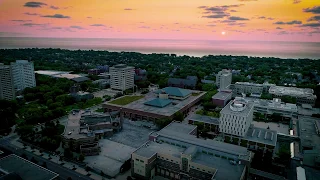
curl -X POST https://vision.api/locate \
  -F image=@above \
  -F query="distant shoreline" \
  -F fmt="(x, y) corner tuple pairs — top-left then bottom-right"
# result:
(0, 37), (319, 60)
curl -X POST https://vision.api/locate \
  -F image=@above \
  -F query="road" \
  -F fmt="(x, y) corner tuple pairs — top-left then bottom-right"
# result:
(0, 136), (92, 180)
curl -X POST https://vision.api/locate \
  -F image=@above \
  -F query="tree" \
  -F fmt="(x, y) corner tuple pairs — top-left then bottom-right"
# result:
(155, 118), (172, 129)
(174, 112), (184, 122)
(79, 154), (85, 162)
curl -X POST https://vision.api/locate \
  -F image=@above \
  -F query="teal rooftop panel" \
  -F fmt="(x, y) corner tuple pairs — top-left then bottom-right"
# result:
(155, 87), (192, 97)
(144, 98), (172, 108)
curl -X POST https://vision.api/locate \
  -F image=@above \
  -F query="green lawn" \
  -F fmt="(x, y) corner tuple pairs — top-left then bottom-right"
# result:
(109, 96), (144, 105)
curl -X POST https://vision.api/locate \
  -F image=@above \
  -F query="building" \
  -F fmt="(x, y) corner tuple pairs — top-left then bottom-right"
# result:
(10, 60), (36, 91)
(35, 70), (89, 82)
(219, 97), (254, 137)
(298, 117), (320, 168)
(62, 110), (122, 156)
(269, 86), (317, 106)
(0, 64), (15, 100)
(212, 90), (232, 107)
(103, 87), (205, 122)
(131, 122), (252, 180)
(245, 97), (298, 119)
(219, 98), (277, 153)
(109, 64), (135, 91)
(88, 65), (109, 75)
(168, 76), (198, 89)
(228, 82), (275, 97)
(216, 69), (232, 90)
(135, 69), (147, 81)
(0, 154), (59, 180)
(188, 114), (220, 134)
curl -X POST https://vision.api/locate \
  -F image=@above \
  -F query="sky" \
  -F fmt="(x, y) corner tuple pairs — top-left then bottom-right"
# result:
(0, 0), (320, 42)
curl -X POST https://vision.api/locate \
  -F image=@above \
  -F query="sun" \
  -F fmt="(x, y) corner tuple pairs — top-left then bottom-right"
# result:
(221, 31), (226, 35)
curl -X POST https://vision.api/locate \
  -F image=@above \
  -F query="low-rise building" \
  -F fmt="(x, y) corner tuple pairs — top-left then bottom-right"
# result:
(131, 122), (252, 180)
(135, 69), (147, 81)
(299, 116), (320, 168)
(269, 86), (317, 106)
(0, 154), (59, 180)
(212, 90), (232, 107)
(188, 114), (219, 134)
(228, 82), (275, 97)
(246, 98), (298, 119)
(168, 76), (198, 89)
(62, 110), (122, 156)
(103, 87), (205, 121)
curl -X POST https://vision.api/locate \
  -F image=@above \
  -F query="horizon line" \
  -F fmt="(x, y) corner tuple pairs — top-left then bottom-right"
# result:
(1, 36), (320, 43)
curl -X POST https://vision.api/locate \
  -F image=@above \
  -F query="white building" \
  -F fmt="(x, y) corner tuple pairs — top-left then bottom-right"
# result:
(109, 64), (134, 91)
(0, 63), (15, 100)
(228, 82), (275, 97)
(216, 69), (232, 90)
(10, 60), (36, 91)
(269, 86), (317, 106)
(219, 97), (254, 137)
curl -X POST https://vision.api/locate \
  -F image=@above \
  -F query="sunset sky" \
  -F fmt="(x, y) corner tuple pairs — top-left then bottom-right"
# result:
(0, 0), (320, 42)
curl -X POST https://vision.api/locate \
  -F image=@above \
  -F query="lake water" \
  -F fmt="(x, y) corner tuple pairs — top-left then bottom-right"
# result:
(0, 37), (319, 59)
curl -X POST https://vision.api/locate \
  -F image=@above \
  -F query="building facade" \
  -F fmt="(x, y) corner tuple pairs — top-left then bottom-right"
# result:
(0, 64), (15, 100)
(131, 122), (251, 180)
(216, 69), (232, 90)
(228, 82), (275, 97)
(219, 97), (254, 137)
(10, 60), (36, 92)
(219, 98), (277, 154)
(212, 90), (232, 107)
(269, 86), (317, 106)
(110, 64), (135, 91)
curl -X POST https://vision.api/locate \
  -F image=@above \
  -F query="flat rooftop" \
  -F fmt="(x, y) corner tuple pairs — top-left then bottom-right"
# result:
(192, 153), (245, 180)
(35, 70), (70, 76)
(269, 86), (316, 98)
(188, 114), (219, 125)
(252, 121), (289, 135)
(299, 117), (320, 150)
(35, 70), (86, 80)
(245, 125), (277, 146)
(220, 98), (254, 117)
(212, 91), (232, 100)
(85, 139), (136, 177)
(103, 91), (205, 117)
(244, 97), (298, 112)
(235, 82), (264, 87)
(135, 141), (245, 180)
(0, 154), (58, 180)
(155, 123), (251, 160)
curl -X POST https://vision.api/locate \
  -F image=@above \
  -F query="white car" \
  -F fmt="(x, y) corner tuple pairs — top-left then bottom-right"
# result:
(68, 132), (72, 135)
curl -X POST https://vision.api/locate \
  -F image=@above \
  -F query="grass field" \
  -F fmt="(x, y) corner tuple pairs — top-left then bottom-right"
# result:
(109, 96), (144, 105)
